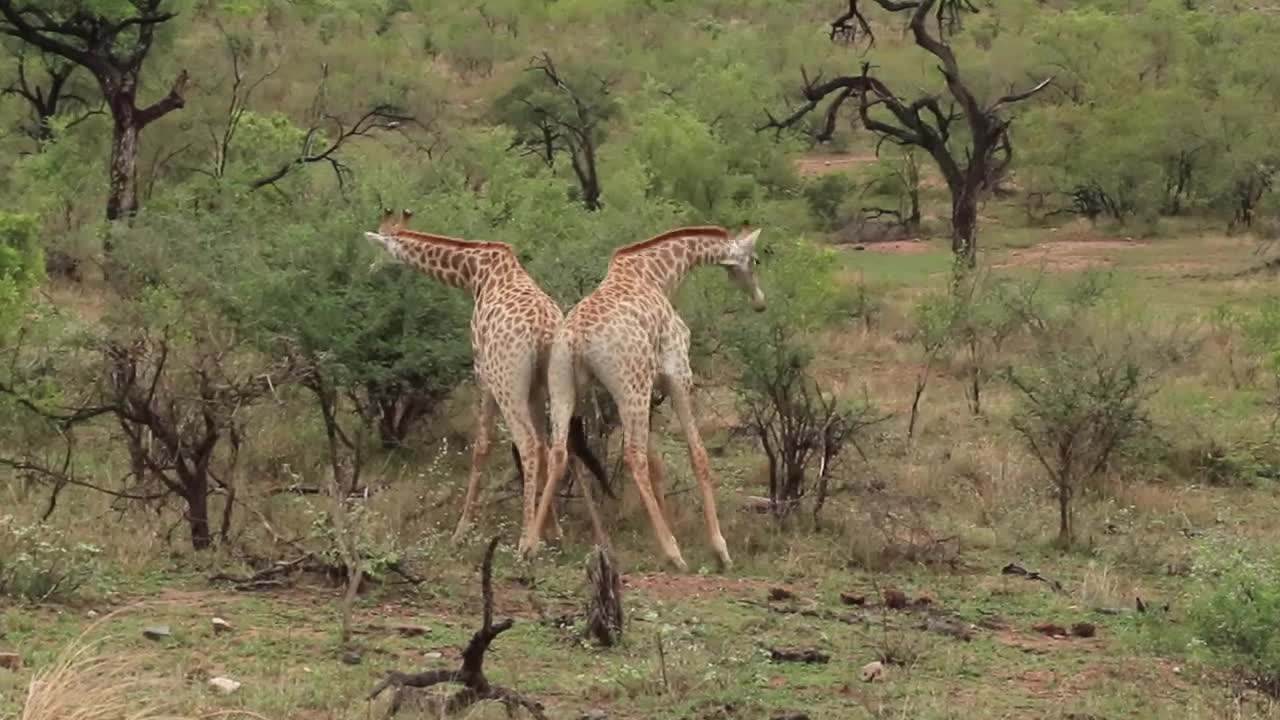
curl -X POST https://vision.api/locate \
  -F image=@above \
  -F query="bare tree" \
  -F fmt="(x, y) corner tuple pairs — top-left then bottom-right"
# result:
(1, 45), (100, 142)
(97, 332), (297, 550)
(1, 326), (295, 550)
(303, 363), (365, 646)
(205, 20), (279, 181)
(0, 1), (188, 237)
(496, 53), (616, 211)
(738, 325), (890, 522)
(761, 0), (1051, 267)
(247, 64), (412, 193)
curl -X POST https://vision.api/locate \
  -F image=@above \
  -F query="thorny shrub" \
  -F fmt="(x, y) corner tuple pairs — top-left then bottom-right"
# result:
(1182, 536), (1280, 695)
(0, 515), (101, 602)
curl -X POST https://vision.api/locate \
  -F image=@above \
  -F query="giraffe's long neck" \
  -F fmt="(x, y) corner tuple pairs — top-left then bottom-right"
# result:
(610, 229), (734, 296)
(379, 230), (509, 296)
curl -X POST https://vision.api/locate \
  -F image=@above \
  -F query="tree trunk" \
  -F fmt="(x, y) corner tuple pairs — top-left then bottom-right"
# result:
(106, 115), (140, 222)
(584, 545), (623, 647)
(951, 184), (979, 269)
(1056, 483), (1072, 547)
(186, 482), (212, 551)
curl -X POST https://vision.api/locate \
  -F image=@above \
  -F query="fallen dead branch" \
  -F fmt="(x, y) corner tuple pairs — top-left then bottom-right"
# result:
(1001, 562), (1065, 593)
(768, 647), (830, 664)
(367, 537), (548, 719)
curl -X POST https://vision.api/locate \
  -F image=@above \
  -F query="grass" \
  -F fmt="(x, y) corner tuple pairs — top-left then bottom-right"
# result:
(7, 201), (1280, 719)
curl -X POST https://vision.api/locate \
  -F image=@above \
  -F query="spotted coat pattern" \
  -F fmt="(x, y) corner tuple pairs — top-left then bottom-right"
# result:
(520, 225), (765, 572)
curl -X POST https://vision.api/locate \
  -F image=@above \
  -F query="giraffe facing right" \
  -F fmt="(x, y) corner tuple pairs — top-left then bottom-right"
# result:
(520, 225), (765, 572)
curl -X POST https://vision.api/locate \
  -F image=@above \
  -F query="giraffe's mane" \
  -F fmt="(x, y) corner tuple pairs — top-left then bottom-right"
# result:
(388, 228), (514, 253)
(610, 226), (729, 258)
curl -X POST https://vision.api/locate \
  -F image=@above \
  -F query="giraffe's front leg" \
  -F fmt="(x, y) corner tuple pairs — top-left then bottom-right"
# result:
(664, 369), (732, 571)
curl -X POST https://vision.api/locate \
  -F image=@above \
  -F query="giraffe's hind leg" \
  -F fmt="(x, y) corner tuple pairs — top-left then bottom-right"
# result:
(528, 381), (564, 542)
(453, 390), (499, 543)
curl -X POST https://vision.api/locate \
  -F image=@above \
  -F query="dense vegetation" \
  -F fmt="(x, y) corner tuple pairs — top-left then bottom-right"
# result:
(5, 1), (1280, 718)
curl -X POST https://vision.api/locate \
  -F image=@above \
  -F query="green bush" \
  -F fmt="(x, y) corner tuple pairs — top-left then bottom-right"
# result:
(1006, 334), (1154, 547)
(0, 515), (101, 602)
(801, 174), (855, 231)
(1185, 539), (1280, 691)
(0, 212), (44, 338)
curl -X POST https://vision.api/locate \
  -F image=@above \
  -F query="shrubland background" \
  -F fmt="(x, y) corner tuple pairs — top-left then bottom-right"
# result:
(5, 1), (1280, 718)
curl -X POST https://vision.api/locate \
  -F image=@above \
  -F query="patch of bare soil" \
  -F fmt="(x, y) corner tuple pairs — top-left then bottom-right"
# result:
(623, 573), (800, 601)
(996, 232), (1147, 272)
(993, 628), (1102, 655)
(793, 153), (879, 176)
(1005, 655), (1189, 703)
(851, 240), (932, 255)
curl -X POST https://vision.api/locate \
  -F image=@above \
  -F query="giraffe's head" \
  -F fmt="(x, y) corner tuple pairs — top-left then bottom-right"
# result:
(365, 208), (414, 270)
(719, 226), (765, 312)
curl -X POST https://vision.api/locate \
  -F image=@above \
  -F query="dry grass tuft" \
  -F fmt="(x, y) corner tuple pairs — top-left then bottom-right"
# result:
(21, 638), (181, 720)
(19, 607), (270, 720)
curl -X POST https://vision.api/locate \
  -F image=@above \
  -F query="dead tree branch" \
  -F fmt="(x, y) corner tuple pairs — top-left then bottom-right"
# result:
(248, 64), (413, 192)
(368, 537), (548, 719)
(762, 0), (1051, 267)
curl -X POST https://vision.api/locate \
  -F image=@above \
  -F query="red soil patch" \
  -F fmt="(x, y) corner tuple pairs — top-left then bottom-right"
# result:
(794, 153), (879, 176)
(993, 628), (1103, 654)
(995, 235), (1147, 272)
(623, 572), (798, 601)
(847, 240), (933, 255)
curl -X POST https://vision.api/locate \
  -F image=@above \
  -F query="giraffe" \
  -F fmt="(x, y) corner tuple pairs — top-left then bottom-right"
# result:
(519, 225), (765, 572)
(363, 209), (608, 544)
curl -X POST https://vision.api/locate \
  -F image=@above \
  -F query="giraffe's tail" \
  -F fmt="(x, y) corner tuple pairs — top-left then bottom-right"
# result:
(568, 415), (615, 499)
(510, 417), (614, 499)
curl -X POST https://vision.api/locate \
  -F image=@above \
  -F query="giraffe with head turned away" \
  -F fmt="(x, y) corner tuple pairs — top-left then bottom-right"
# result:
(363, 209), (610, 545)
(519, 224), (765, 572)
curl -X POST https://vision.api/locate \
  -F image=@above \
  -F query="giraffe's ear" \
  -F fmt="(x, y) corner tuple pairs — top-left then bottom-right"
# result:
(400, 209), (414, 226)
(378, 208), (398, 234)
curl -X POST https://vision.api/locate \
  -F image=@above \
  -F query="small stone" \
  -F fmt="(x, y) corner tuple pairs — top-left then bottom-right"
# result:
(839, 592), (866, 606)
(0, 652), (22, 671)
(1032, 622), (1068, 638)
(207, 676), (241, 694)
(578, 710), (609, 720)
(142, 625), (171, 640)
(423, 651), (443, 660)
(393, 624), (431, 638)
(860, 660), (884, 683)
(85, 610), (99, 619)
(882, 589), (908, 610)
(340, 649), (362, 665)
(1173, 666), (1182, 674)
(1070, 622), (1097, 638)
(768, 587), (796, 602)
(211, 617), (233, 634)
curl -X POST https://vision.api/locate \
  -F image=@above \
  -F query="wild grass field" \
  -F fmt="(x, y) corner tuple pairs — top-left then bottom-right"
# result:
(6, 194), (1280, 719)
(6, 2), (1280, 719)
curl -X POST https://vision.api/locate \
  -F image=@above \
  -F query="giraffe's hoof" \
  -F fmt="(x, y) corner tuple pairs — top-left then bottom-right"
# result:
(667, 553), (690, 574)
(450, 522), (472, 545)
(517, 536), (541, 561)
(712, 538), (732, 572)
